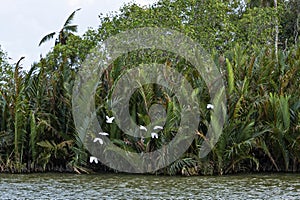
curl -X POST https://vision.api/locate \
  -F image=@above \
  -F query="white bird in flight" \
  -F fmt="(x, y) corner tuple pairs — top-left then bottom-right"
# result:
(98, 132), (109, 136)
(93, 138), (104, 145)
(89, 156), (98, 164)
(106, 116), (115, 123)
(151, 132), (159, 139)
(140, 125), (147, 131)
(206, 104), (214, 110)
(153, 125), (163, 130)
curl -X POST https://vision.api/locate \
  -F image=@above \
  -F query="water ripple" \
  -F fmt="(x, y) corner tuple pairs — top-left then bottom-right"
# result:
(0, 173), (299, 199)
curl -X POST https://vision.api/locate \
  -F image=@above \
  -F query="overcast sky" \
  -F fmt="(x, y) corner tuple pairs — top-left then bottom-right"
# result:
(0, 0), (158, 70)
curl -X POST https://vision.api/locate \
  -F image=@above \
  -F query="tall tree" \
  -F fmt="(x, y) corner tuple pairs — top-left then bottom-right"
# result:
(39, 8), (81, 46)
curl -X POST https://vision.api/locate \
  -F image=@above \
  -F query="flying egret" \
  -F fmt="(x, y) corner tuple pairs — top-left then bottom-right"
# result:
(139, 125), (147, 131)
(206, 104), (214, 110)
(89, 156), (98, 164)
(151, 132), (159, 139)
(98, 132), (109, 136)
(93, 138), (104, 145)
(153, 125), (163, 130)
(106, 116), (115, 123)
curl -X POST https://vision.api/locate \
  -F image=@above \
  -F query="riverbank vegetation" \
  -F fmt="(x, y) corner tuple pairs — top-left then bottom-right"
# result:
(0, 0), (300, 175)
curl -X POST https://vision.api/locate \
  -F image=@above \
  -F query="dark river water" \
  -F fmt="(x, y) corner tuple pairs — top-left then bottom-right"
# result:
(0, 173), (299, 199)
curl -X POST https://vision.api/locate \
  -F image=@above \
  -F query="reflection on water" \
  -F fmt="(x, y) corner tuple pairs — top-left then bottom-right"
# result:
(1, 173), (300, 199)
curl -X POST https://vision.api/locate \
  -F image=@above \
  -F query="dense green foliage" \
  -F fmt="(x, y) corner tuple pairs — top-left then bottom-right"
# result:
(0, 0), (299, 175)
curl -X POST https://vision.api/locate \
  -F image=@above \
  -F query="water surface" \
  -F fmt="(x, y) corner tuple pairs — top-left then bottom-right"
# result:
(1, 173), (299, 199)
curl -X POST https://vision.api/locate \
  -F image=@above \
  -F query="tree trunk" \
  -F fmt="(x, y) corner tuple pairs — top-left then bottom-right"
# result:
(274, 0), (278, 63)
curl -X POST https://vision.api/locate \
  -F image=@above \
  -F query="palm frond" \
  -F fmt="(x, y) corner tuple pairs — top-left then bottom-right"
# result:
(168, 157), (197, 175)
(63, 8), (81, 28)
(38, 32), (56, 46)
(279, 95), (290, 130)
(226, 58), (235, 94)
(29, 111), (37, 161)
(63, 25), (78, 33)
